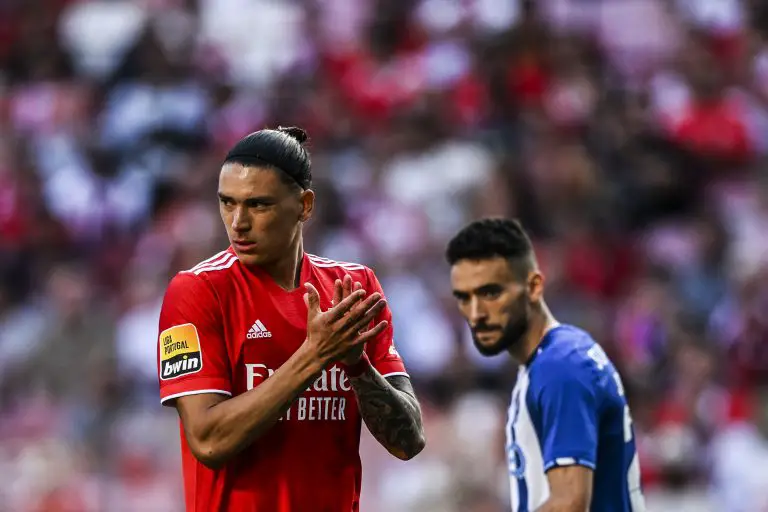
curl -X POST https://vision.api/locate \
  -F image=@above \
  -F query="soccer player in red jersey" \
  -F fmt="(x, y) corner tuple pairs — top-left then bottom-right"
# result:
(157, 127), (426, 512)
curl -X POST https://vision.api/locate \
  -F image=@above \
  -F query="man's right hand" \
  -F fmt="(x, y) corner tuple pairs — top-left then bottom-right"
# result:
(303, 282), (387, 365)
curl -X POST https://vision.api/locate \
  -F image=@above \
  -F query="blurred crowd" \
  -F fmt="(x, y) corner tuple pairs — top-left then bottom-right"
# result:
(1, 0), (768, 510)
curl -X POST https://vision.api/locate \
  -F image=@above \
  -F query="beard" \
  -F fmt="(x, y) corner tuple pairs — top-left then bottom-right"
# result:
(471, 294), (530, 357)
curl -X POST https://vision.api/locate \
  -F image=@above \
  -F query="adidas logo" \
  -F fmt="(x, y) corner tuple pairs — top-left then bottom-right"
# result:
(247, 320), (272, 339)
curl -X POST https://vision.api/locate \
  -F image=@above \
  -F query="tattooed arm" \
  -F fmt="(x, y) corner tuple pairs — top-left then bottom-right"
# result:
(332, 273), (425, 460)
(348, 368), (426, 460)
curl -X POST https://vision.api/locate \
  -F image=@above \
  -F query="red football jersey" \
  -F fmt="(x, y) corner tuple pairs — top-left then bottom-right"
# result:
(157, 248), (407, 512)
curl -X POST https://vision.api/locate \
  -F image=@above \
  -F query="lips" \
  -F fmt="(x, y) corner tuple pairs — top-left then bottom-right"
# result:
(473, 329), (501, 340)
(473, 326), (501, 334)
(232, 240), (257, 252)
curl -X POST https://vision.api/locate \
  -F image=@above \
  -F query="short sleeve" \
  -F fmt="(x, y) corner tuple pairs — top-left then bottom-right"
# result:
(363, 268), (408, 378)
(157, 272), (232, 406)
(528, 363), (599, 472)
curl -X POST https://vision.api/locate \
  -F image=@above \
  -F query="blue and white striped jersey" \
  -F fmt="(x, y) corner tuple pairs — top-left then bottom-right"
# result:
(506, 325), (646, 511)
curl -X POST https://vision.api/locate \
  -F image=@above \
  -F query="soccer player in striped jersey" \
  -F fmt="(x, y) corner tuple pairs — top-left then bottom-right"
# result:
(446, 218), (646, 512)
(157, 127), (425, 512)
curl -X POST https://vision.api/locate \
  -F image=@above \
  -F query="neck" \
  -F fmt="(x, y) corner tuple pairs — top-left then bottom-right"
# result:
(262, 236), (304, 291)
(508, 302), (559, 365)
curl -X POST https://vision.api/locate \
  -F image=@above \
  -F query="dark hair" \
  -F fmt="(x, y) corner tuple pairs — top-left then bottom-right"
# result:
(445, 218), (534, 268)
(223, 126), (311, 189)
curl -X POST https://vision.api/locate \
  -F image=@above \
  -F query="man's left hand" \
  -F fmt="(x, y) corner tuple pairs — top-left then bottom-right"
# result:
(332, 274), (367, 365)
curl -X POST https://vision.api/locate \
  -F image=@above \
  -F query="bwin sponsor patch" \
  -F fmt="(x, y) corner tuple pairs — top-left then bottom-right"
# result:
(160, 323), (203, 380)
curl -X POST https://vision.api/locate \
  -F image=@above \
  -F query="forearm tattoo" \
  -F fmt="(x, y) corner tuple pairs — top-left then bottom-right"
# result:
(349, 371), (425, 460)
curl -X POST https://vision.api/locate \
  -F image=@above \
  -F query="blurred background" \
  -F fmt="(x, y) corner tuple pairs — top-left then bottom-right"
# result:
(1, 0), (768, 510)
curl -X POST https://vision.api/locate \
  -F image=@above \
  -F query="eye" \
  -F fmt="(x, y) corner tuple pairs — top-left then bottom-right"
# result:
(453, 294), (469, 304)
(245, 200), (273, 209)
(479, 288), (502, 300)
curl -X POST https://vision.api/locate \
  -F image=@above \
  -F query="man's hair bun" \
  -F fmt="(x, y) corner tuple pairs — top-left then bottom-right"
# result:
(277, 126), (308, 144)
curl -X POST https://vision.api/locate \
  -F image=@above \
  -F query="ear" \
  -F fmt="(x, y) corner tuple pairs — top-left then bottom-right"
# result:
(299, 189), (315, 222)
(528, 270), (544, 303)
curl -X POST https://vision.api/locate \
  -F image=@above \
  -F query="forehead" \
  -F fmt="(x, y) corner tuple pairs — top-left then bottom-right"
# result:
(219, 163), (288, 198)
(450, 257), (518, 291)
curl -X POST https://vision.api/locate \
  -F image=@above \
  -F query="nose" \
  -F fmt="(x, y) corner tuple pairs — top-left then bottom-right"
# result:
(468, 297), (487, 325)
(231, 206), (250, 233)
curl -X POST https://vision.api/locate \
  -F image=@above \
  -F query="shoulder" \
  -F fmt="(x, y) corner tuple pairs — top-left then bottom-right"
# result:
(306, 253), (373, 282)
(528, 326), (605, 396)
(165, 250), (239, 298)
(179, 249), (240, 278)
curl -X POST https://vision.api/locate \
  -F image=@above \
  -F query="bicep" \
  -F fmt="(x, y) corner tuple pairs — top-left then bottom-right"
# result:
(385, 375), (416, 399)
(532, 367), (599, 471)
(175, 392), (228, 424)
(544, 465), (593, 511)
(174, 393), (229, 447)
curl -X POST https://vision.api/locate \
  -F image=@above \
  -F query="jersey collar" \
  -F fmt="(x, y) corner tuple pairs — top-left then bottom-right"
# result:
(524, 324), (563, 367)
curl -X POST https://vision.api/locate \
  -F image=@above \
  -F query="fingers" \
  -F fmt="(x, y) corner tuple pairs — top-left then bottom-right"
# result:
(332, 279), (343, 306)
(339, 293), (387, 333)
(350, 300), (387, 333)
(326, 287), (367, 321)
(332, 275), (357, 306)
(304, 282), (322, 316)
(353, 321), (389, 345)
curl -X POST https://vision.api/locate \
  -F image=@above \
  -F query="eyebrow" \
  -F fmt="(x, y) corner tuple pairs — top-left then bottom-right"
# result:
(452, 283), (503, 298)
(475, 283), (503, 293)
(217, 192), (276, 204)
